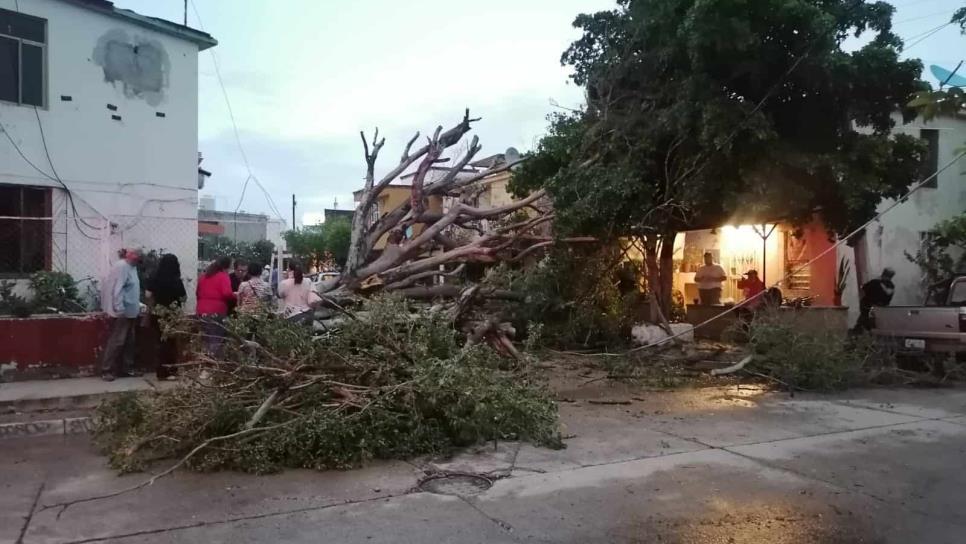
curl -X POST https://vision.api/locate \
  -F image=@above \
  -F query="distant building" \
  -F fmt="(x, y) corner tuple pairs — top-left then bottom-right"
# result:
(324, 209), (354, 223)
(197, 208), (286, 255)
(350, 148), (526, 251)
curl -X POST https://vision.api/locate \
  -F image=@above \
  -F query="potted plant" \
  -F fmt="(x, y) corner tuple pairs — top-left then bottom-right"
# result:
(833, 256), (851, 306)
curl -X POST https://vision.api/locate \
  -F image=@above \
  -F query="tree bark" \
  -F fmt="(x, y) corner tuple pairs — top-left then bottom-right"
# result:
(657, 230), (677, 319)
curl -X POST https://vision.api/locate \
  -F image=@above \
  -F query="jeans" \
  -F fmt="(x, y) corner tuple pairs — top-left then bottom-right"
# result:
(199, 314), (227, 358)
(101, 317), (137, 374)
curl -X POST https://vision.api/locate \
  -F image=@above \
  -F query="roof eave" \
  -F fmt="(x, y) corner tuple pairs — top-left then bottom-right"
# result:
(61, 0), (218, 50)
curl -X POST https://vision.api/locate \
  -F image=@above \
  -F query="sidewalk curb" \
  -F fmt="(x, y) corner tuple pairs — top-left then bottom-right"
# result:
(0, 416), (92, 440)
(0, 392), (120, 413)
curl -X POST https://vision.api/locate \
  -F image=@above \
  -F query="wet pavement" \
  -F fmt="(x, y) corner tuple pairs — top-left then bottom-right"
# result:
(3, 386), (966, 543)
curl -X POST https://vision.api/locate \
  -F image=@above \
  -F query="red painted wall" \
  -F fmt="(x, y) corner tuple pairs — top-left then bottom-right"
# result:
(801, 219), (838, 306)
(0, 314), (109, 378)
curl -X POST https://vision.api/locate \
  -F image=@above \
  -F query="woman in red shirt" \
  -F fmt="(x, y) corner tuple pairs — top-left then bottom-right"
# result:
(196, 256), (235, 356)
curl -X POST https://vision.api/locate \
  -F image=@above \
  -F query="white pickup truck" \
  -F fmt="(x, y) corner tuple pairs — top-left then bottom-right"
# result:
(871, 276), (966, 354)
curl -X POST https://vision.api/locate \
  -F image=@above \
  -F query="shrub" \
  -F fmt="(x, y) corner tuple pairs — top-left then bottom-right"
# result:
(737, 309), (896, 391)
(0, 280), (32, 317)
(493, 246), (646, 349)
(29, 271), (83, 313)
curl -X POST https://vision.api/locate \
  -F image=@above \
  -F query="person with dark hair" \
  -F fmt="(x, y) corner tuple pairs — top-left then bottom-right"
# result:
(144, 254), (187, 380)
(229, 258), (248, 292)
(695, 252), (727, 305)
(196, 256), (235, 356)
(227, 259), (247, 315)
(278, 260), (319, 322)
(237, 261), (272, 313)
(854, 268), (896, 331)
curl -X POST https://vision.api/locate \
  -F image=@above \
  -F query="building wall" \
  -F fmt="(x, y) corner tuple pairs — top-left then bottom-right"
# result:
(267, 219), (286, 251)
(198, 211), (269, 244)
(0, 0), (203, 306)
(479, 171), (514, 208)
(369, 186), (443, 250)
(838, 115), (966, 323)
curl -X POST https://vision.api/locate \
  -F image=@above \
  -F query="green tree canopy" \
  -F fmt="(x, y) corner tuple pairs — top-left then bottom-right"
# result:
(284, 218), (352, 271)
(512, 0), (930, 312)
(200, 237), (275, 266)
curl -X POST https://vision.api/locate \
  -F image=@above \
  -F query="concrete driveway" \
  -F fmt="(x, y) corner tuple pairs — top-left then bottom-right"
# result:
(4, 385), (966, 543)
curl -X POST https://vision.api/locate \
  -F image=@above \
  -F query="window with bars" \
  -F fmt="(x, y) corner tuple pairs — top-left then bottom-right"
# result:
(0, 185), (52, 276)
(0, 7), (46, 107)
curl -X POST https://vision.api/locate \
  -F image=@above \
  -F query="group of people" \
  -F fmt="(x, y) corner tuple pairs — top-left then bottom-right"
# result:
(694, 251), (768, 309)
(693, 250), (898, 329)
(99, 249), (321, 382)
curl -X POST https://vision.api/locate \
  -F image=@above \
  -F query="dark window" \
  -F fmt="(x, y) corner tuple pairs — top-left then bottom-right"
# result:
(0, 8), (46, 42)
(0, 7), (46, 107)
(0, 185), (51, 276)
(920, 129), (939, 188)
(0, 36), (17, 102)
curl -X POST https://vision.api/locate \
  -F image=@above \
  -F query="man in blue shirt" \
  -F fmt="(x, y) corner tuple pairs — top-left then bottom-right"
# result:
(100, 248), (142, 381)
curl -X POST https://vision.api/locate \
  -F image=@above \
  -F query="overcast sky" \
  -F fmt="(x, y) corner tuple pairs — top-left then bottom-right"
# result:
(112, 0), (966, 227)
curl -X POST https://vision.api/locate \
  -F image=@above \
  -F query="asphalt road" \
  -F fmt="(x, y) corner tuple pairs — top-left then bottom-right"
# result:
(4, 385), (966, 543)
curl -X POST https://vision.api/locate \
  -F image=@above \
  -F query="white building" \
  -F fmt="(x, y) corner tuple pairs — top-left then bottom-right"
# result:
(839, 114), (966, 321)
(0, 0), (216, 306)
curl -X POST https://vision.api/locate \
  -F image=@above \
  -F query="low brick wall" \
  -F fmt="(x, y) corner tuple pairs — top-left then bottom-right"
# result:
(0, 313), (177, 381)
(685, 305), (849, 341)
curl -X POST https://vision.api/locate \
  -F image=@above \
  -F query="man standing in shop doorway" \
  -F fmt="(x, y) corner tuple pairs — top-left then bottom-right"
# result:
(100, 248), (142, 381)
(695, 252), (727, 305)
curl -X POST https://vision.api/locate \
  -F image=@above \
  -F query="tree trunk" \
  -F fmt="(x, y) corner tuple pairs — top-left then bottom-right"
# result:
(657, 230), (676, 319)
(643, 235), (660, 323)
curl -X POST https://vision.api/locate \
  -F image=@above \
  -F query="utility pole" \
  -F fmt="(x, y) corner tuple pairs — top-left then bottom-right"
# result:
(183, 0), (188, 25)
(292, 194), (297, 230)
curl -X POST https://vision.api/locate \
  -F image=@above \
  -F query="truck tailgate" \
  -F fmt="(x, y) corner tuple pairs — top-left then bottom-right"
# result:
(872, 306), (966, 351)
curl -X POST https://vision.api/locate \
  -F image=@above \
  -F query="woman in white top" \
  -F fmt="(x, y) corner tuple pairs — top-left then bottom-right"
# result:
(277, 260), (319, 321)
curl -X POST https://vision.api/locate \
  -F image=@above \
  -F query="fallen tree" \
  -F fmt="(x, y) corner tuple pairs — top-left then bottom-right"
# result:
(86, 298), (560, 484)
(313, 110), (594, 353)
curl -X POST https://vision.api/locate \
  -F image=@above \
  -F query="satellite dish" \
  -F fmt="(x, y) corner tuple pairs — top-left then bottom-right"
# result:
(504, 147), (522, 169)
(930, 64), (966, 88)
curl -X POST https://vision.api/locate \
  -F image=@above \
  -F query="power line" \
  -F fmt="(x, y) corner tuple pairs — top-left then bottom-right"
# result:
(666, 8), (957, 207)
(894, 9), (959, 25)
(31, 107), (106, 238)
(188, 0), (286, 224)
(0, 115), (104, 240)
(904, 22), (953, 50)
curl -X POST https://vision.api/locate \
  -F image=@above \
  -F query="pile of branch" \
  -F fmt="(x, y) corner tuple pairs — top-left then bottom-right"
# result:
(89, 299), (560, 482)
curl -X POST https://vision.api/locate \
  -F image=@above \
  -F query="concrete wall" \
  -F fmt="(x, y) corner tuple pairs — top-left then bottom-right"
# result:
(479, 171), (514, 208)
(685, 306), (849, 341)
(0, 0), (203, 307)
(838, 115), (966, 324)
